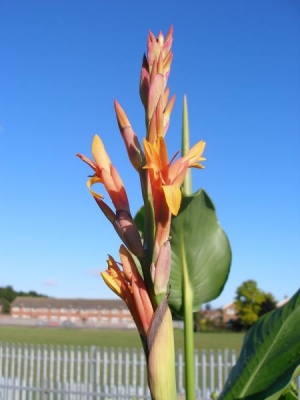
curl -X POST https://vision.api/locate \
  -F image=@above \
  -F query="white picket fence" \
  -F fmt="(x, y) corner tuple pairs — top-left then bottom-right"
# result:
(0, 342), (234, 400)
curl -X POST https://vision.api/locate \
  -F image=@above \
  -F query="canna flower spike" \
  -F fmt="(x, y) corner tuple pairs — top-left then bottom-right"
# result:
(78, 27), (204, 400)
(77, 135), (144, 258)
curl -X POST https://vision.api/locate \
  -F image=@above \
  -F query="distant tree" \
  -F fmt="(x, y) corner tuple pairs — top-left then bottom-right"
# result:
(28, 290), (42, 297)
(0, 298), (11, 314)
(0, 286), (47, 307)
(234, 280), (277, 330)
(258, 292), (277, 317)
(0, 286), (16, 303)
(193, 310), (204, 332)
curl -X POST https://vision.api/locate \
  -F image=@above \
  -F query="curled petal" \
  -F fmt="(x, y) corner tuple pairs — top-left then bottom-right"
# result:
(86, 175), (104, 199)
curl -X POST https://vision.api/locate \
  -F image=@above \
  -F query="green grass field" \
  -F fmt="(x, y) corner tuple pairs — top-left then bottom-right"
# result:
(0, 326), (244, 353)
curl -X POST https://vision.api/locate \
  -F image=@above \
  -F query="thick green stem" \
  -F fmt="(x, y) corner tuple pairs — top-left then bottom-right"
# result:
(181, 95), (196, 400)
(182, 253), (195, 400)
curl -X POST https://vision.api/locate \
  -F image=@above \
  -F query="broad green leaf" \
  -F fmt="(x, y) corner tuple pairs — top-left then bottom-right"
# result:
(218, 290), (300, 400)
(265, 373), (299, 400)
(266, 383), (299, 400)
(168, 189), (231, 316)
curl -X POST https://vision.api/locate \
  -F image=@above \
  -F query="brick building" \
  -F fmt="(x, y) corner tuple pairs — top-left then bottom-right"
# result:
(10, 297), (133, 327)
(221, 302), (238, 326)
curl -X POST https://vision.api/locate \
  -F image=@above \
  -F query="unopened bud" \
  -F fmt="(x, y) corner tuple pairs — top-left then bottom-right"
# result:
(115, 210), (144, 259)
(122, 126), (145, 170)
(114, 100), (145, 171)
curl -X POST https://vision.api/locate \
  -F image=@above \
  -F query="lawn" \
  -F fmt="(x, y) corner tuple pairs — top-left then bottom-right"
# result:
(0, 326), (244, 353)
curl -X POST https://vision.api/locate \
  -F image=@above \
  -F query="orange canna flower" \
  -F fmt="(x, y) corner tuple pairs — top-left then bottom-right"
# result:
(77, 134), (130, 213)
(101, 245), (154, 337)
(77, 135), (144, 258)
(143, 136), (206, 216)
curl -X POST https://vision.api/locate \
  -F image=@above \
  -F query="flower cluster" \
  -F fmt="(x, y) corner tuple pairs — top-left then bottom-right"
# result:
(101, 245), (154, 336)
(77, 26), (205, 336)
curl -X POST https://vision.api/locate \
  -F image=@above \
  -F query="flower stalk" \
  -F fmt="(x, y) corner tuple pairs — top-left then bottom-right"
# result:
(77, 27), (206, 400)
(181, 95), (196, 400)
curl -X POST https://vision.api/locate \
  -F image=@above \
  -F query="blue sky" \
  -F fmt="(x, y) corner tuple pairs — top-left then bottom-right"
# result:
(0, 0), (299, 308)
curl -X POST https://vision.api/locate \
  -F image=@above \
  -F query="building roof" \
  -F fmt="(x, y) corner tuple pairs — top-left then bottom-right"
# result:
(277, 297), (289, 308)
(222, 301), (236, 310)
(11, 297), (127, 310)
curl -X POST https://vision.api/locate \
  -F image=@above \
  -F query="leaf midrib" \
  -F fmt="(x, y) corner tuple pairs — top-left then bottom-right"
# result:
(237, 306), (294, 398)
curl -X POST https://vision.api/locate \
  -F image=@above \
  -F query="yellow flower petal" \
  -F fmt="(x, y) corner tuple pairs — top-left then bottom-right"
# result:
(92, 135), (111, 172)
(155, 136), (168, 169)
(100, 271), (122, 297)
(87, 175), (104, 200)
(162, 185), (182, 216)
(183, 140), (206, 166)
